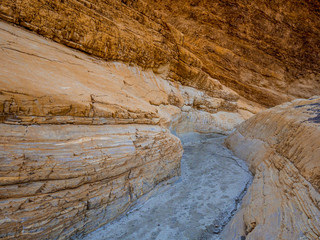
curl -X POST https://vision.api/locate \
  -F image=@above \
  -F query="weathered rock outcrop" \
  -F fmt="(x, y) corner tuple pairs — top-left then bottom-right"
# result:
(0, 20), (256, 132)
(0, 20), (254, 239)
(1, 0), (319, 106)
(223, 97), (320, 239)
(0, 124), (182, 239)
(0, 0), (226, 98)
(146, 0), (320, 107)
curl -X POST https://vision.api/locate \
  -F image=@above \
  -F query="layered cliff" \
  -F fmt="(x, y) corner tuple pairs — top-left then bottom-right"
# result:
(145, 0), (320, 106)
(0, 0), (319, 239)
(223, 97), (320, 239)
(1, 0), (319, 106)
(0, 0), (225, 98)
(0, 20), (252, 239)
(1, 124), (182, 239)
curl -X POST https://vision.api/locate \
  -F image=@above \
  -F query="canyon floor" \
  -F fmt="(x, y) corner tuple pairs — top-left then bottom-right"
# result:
(78, 133), (252, 240)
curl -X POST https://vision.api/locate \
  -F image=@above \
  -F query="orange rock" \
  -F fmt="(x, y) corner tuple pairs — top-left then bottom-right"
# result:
(1, 0), (319, 106)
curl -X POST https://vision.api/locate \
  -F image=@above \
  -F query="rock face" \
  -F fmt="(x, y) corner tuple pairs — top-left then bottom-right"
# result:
(0, 0), (319, 239)
(145, 0), (320, 107)
(0, 20), (255, 132)
(0, 21), (183, 239)
(0, 20), (253, 239)
(0, 0), (225, 98)
(1, 0), (319, 106)
(223, 97), (320, 239)
(0, 124), (182, 239)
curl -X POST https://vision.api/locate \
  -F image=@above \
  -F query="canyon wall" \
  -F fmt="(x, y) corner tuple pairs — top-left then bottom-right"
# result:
(0, 0), (319, 239)
(223, 97), (320, 239)
(1, 0), (319, 106)
(145, 0), (320, 106)
(0, 0), (226, 99)
(0, 20), (251, 239)
(1, 124), (182, 239)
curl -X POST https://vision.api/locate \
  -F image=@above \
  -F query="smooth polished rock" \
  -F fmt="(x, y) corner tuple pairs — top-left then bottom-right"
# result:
(222, 97), (320, 240)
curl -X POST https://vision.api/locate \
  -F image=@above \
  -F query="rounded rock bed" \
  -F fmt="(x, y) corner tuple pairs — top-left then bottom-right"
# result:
(78, 133), (252, 240)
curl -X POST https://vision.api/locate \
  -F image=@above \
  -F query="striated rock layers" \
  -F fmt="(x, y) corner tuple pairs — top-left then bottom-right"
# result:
(0, 19), (255, 239)
(223, 97), (320, 239)
(1, 124), (182, 239)
(144, 0), (320, 107)
(0, 20), (182, 240)
(1, 0), (319, 106)
(1, 0), (319, 238)
(0, 20), (257, 133)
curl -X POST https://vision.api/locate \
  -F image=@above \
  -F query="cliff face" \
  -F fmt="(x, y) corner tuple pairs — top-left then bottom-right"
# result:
(0, 19), (255, 132)
(147, 0), (320, 106)
(0, 0), (225, 98)
(223, 97), (320, 239)
(1, 0), (319, 106)
(1, 124), (182, 239)
(0, 20), (249, 239)
(0, 21), (184, 239)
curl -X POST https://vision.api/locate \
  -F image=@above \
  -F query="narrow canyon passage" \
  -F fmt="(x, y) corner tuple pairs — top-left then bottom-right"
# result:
(0, 1), (319, 239)
(79, 133), (252, 240)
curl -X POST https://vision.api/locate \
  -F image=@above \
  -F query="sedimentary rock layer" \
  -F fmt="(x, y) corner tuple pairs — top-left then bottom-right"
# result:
(0, 0), (223, 96)
(0, 124), (182, 239)
(0, 19), (254, 239)
(146, 0), (320, 106)
(223, 97), (320, 239)
(0, 20), (256, 132)
(1, 0), (319, 106)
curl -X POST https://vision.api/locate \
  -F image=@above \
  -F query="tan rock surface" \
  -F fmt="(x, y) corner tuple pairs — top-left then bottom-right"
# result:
(0, 20), (252, 239)
(0, 0), (226, 98)
(1, 0), (319, 106)
(0, 20), (185, 239)
(0, 20), (253, 130)
(0, 124), (182, 240)
(223, 97), (320, 239)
